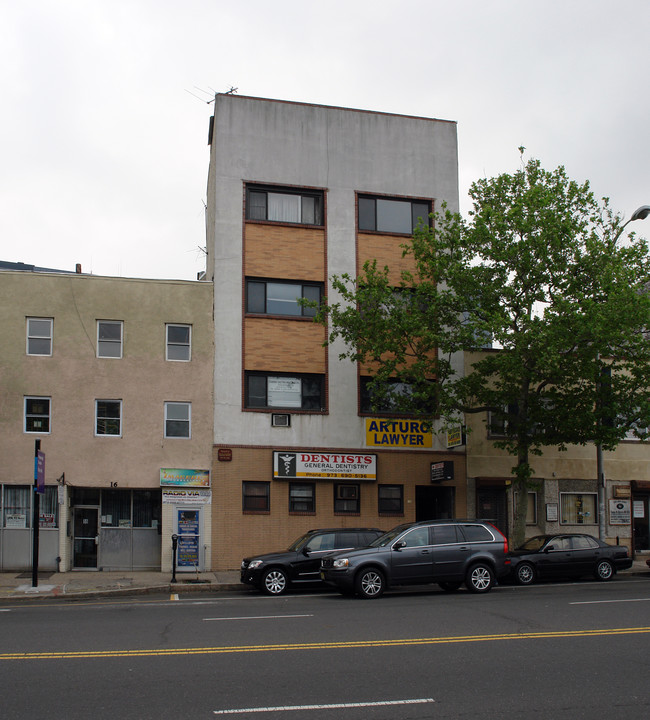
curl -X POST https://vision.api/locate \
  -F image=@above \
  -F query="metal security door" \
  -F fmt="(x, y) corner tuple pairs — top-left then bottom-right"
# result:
(73, 508), (99, 569)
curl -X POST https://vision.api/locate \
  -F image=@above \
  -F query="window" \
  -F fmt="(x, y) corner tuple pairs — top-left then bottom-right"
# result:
(289, 483), (315, 513)
(243, 482), (270, 512)
(488, 404), (518, 437)
(101, 489), (161, 528)
(246, 279), (321, 317)
(560, 493), (597, 525)
(334, 483), (360, 514)
(432, 525), (461, 544)
(526, 492), (537, 524)
(164, 402), (191, 438)
(358, 195), (430, 234)
(360, 376), (429, 415)
(24, 397), (51, 433)
(166, 324), (191, 361)
(572, 534), (599, 549)
(101, 489), (132, 527)
(378, 484), (404, 514)
(401, 526), (430, 547)
(97, 321), (123, 358)
(95, 400), (122, 436)
(26, 318), (52, 356)
(459, 524), (493, 542)
(245, 373), (325, 411)
(246, 185), (323, 226)
(3, 485), (31, 528)
(305, 532), (336, 551)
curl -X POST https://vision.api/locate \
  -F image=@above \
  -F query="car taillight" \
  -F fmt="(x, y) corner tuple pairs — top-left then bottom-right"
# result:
(487, 522), (508, 554)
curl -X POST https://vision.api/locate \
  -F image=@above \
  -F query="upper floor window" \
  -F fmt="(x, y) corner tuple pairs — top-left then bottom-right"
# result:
(246, 279), (321, 317)
(166, 324), (191, 361)
(360, 376), (430, 415)
(97, 321), (123, 358)
(26, 318), (53, 356)
(245, 372), (325, 411)
(358, 195), (430, 234)
(164, 402), (191, 438)
(24, 397), (51, 434)
(246, 185), (323, 226)
(95, 400), (122, 437)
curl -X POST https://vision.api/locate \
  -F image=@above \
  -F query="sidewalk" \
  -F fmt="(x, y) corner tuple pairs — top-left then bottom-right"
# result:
(0, 569), (245, 601)
(1, 561), (647, 602)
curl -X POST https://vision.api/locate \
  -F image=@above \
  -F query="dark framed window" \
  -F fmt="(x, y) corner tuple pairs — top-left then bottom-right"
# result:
(358, 195), (430, 234)
(245, 372), (325, 411)
(26, 317), (53, 356)
(360, 376), (430, 415)
(378, 484), (404, 514)
(24, 396), (51, 433)
(334, 483), (360, 514)
(243, 482), (270, 512)
(289, 483), (315, 513)
(246, 279), (321, 317)
(246, 185), (323, 226)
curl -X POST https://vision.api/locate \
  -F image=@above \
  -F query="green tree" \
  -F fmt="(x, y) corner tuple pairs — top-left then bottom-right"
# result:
(316, 157), (650, 546)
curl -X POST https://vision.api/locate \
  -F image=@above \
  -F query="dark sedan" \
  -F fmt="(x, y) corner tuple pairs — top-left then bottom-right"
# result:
(509, 533), (632, 585)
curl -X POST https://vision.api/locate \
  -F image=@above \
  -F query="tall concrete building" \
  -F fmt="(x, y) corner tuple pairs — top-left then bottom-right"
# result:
(205, 95), (463, 569)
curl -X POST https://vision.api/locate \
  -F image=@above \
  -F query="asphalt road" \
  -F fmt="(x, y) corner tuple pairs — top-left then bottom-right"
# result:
(1, 576), (649, 719)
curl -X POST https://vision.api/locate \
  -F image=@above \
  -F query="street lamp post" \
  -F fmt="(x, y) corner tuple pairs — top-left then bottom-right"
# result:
(597, 205), (650, 541)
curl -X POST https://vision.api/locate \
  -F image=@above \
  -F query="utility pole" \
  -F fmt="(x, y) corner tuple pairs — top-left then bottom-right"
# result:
(32, 439), (41, 588)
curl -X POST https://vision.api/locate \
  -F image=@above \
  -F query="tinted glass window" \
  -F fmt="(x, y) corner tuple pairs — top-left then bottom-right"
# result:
(401, 526), (430, 547)
(306, 532), (336, 551)
(358, 197), (376, 230)
(432, 525), (459, 544)
(572, 535), (599, 549)
(460, 524), (492, 542)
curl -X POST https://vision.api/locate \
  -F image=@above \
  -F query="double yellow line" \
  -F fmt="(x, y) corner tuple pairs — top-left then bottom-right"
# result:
(2, 626), (649, 661)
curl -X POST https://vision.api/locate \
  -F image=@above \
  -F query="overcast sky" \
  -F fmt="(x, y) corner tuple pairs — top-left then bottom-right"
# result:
(2, 0), (649, 280)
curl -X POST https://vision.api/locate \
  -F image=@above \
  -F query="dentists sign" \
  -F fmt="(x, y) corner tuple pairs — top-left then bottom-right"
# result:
(273, 452), (377, 481)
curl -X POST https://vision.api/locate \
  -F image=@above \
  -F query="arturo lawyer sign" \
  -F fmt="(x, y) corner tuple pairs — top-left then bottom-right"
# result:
(273, 452), (377, 481)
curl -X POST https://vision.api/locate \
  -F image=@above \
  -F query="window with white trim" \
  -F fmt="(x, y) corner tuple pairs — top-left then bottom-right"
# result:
(164, 402), (191, 438)
(95, 400), (122, 436)
(26, 318), (53, 356)
(97, 321), (123, 358)
(166, 324), (191, 361)
(24, 397), (51, 433)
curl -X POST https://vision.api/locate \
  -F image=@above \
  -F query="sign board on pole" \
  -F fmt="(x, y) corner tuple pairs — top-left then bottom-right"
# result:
(36, 451), (45, 494)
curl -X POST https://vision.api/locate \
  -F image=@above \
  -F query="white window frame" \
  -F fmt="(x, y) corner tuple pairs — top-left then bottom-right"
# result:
(26, 317), (53, 356)
(166, 324), (191, 362)
(24, 396), (51, 434)
(164, 401), (191, 439)
(97, 320), (123, 359)
(95, 399), (122, 437)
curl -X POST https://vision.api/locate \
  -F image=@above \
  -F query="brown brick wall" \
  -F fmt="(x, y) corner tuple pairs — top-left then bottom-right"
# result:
(358, 232), (417, 285)
(245, 224), (326, 281)
(244, 317), (327, 373)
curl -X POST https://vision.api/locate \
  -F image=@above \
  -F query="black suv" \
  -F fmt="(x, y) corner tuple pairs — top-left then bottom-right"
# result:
(320, 520), (510, 598)
(240, 528), (384, 595)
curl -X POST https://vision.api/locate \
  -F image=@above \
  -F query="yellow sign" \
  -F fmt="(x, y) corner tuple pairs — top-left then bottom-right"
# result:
(365, 419), (433, 448)
(447, 425), (463, 448)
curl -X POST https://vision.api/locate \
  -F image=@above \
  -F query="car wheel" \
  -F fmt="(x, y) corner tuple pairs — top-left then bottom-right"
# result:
(595, 559), (614, 581)
(515, 562), (536, 586)
(355, 568), (385, 599)
(438, 581), (462, 592)
(465, 563), (495, 593)
(262, 568), (288, 595)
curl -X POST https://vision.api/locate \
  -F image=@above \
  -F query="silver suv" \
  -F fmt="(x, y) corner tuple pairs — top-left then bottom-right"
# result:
(320, 520), (510, 598)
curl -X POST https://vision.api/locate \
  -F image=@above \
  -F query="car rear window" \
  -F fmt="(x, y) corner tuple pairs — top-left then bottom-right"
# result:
(459, 524), (493, 542)
(338, 531), (375, 547)
(432, 525), (460, 544)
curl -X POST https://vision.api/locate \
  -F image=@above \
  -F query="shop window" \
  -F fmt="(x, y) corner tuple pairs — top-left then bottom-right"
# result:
(101, 489), (132, 527)
(245, 373), (325, 411)
(95, 400), (122, 436)
(26, 317), (52, 356)
(24, 396), (51, 434)
(289, 483), (315, 513)
(97, 320), (123, 358)
(334, 483), (360, 514)
(246, 279), (321, 317)
(246, 185), (323, 226)
(164, 402), (191, 438)
(3, 485), (31, 528)
(378, 484), (404, 515)
(133, 490), (161, 528)
(243, 481), (270, 512)
(358, 195), (430, 234)
(40, 487), (59, 528)
(166, 324), (191, 361)
(560, 493), (597, 525)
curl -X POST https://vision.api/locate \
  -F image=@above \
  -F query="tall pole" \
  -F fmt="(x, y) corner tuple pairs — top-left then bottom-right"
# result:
(32, 439), (41, 588)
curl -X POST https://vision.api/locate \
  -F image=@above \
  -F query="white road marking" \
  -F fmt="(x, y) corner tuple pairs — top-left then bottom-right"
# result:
(213, 698), (435, 714)
(570, 597), (650, 605)
(203, 614), (313, 621)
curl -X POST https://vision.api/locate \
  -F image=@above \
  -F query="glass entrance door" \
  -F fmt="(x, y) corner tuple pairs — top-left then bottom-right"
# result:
(73, 508), (99, 568)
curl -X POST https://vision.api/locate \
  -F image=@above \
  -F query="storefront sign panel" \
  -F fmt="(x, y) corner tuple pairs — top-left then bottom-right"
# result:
(160, 468), (210, 487)
(274, 452), (377, 480)
(365, 419), (433, 448)
(163, 489), (212, 504)
(609, 499), (631, 525)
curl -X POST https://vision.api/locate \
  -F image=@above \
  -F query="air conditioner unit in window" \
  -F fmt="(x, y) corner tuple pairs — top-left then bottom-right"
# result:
(271, 413), (291, 428)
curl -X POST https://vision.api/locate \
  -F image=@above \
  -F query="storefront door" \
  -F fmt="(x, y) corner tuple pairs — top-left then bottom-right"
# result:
(73, 507), (99, 569)
(633, 495), (649, 552)
(175, 508), (202, 572)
